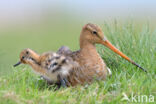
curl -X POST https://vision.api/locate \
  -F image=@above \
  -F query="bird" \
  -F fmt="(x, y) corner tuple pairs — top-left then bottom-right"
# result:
(14, 23), (147, 87)
(55, 23), (147, 86)
(14, 49), (75, 87)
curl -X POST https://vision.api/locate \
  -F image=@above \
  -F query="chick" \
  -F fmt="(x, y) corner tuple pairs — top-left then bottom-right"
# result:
(14, 49), (74, 87)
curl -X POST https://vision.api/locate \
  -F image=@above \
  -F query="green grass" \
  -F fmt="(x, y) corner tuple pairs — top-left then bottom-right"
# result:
(0, 22), (156, 104)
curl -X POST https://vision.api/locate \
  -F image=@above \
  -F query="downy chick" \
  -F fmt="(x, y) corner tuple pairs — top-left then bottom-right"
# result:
(14, 49), (74, 87)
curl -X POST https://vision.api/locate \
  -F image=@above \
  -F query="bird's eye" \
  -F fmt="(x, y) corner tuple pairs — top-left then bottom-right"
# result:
(26, 51), (29, 54)
(22, 56), (25, 59)
(92, 31), (97, 35)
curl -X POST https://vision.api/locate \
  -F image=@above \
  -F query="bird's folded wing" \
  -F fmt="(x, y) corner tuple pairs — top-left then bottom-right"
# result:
(57, 46), (72, 55)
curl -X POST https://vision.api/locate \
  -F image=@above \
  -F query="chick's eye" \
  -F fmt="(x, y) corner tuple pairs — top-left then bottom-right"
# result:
(22, 56), (25, 59)
(92, 31), (97, 35)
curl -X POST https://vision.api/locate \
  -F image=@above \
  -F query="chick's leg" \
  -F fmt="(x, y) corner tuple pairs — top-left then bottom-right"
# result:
(57, 74), (67, 88)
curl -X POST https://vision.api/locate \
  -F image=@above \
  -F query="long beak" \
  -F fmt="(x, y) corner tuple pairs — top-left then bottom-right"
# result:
(101, 39), (147, 73)
(13, 61), (21, 67)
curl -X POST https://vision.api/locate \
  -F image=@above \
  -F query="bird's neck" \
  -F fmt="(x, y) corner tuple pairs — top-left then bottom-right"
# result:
(30, 52), (40, 63)
(80, 40), (100, 58)
(26, 59), (46, 75)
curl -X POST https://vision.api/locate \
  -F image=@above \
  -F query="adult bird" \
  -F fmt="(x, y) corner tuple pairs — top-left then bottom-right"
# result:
(56, 23), (146, 86)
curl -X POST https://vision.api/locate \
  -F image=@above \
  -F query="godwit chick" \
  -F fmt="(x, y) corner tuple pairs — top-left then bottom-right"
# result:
(14, 49), (75, 87)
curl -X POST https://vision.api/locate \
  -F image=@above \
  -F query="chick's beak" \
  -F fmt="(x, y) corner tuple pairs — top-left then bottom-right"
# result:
(13, 61), (21, 67)
(100, 38), (147, 72)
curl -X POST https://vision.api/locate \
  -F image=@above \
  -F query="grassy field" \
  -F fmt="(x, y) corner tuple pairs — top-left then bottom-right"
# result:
(0, 22), (156, 104)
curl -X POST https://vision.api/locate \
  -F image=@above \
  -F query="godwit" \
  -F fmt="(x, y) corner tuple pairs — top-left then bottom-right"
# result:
(55, 23), (146, 86)
(14, 49), (75, 87)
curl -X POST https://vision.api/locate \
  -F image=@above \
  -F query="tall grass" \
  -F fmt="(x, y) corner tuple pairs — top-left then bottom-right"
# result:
(0, 22), (155, 104)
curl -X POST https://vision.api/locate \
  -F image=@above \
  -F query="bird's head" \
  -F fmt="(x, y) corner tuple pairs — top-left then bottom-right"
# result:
(14, 48), (39, 67)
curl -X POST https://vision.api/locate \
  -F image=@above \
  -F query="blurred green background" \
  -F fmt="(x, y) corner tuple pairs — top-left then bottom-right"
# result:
(0, 0), (156, 75)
